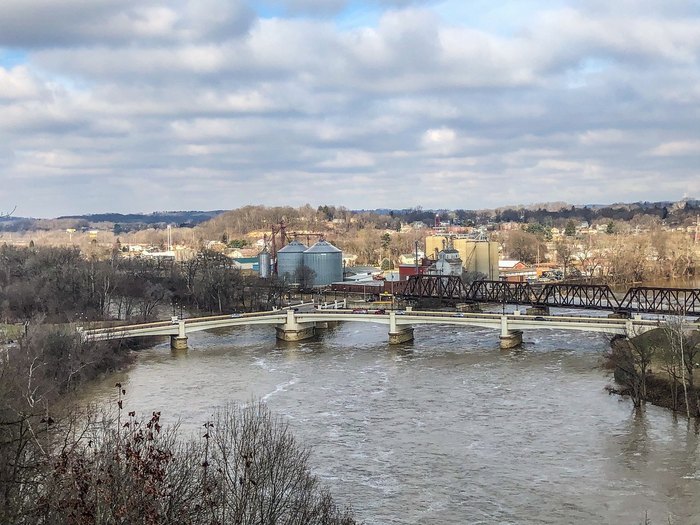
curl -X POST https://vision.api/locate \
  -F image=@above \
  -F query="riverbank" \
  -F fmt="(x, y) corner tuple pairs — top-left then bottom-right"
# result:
(606, 327), (700, 417)
(607, 374), (700, 417)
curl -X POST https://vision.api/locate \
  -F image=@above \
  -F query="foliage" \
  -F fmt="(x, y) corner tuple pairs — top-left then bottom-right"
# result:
(22, 398), (357, 525)
(564, 220), (577, 237)
(227, 239), (247, 249)
(524, 223), (552, 241)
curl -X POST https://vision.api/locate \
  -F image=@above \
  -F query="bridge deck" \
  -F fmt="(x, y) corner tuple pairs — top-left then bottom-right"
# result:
(82, 308), (699, 343)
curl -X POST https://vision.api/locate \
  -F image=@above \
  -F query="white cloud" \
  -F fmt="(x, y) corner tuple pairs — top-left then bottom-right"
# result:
(0, 66), (44, 100)
(650, 140), (700, 157)
(0, 0), (699, 216)
(316, 150), (376, 168)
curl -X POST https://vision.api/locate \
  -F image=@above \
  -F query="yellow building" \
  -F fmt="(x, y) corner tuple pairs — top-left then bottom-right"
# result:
(425, 236), (499, 280)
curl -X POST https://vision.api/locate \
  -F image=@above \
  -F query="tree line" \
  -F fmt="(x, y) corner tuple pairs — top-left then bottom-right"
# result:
(0, 245), (291, 325)
(497, 224), (697, 283)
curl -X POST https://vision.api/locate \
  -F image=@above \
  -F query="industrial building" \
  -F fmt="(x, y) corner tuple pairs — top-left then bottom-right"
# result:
(427, 244), (463, 277)
(425, 235), (499, 279)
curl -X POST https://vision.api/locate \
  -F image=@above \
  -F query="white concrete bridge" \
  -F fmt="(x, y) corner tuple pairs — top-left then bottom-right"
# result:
(81, 304), (698, 350)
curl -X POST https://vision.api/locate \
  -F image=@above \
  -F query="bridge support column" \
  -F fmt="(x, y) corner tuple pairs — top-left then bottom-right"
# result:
(500, 331), (522, 349)
(500, 316), (522, 349)
(388, 310), (414, 344)
(276, 310), (315, 342)
(170, 336), (188, 350)
(389, 327), (414, 344)
(171, 320), (188, 350)
(526, 306), (549, 316)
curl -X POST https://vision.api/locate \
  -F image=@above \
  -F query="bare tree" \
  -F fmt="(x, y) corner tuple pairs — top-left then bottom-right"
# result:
(204, 402), (356, 525)
(296, 265), (317, 291)
(555, 240), (575, 280)
(605, 334), (656, 408)
(29, 399), (357, 525)
(504, 230), (544, 264)
(662, 316), (700, 418)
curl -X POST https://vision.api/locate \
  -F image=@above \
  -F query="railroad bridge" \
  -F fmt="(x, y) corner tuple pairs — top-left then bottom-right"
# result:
(399, 276), (700, 316)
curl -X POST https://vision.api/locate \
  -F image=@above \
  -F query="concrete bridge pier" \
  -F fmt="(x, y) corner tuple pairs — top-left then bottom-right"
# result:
(500, 316), (523, 349)
(457, 303), (481, 313)
(276, 310), (316, 342)
(609, 311), (631, 319)
(315, 320), (340, 329)
(388, 311), (414, 344)
(170, 320), (188, 350)
(526, 306), (550, 316)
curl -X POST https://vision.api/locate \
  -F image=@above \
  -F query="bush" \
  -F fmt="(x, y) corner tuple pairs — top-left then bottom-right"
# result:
(27, 396), (357, 525)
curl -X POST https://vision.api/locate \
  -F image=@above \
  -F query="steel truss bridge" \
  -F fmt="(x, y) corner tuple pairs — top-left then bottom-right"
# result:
(399, 275), (700, 315)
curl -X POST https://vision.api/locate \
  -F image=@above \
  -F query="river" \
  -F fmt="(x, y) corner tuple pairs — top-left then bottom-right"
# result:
(82, 315), (700, 524)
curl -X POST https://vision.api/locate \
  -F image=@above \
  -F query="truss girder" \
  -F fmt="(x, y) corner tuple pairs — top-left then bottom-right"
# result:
(620, 287), (700, 315)
(400, 276), (700, 315)
(537, 284), (620, 310)
(467, 280), (537, 305)
(402, 275), (470, 301)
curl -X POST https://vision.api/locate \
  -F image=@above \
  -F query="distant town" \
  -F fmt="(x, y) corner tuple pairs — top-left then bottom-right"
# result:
(1, 199), (698, 291)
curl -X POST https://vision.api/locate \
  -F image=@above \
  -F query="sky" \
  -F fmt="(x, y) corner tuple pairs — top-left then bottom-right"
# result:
(0, 0), (699, 218)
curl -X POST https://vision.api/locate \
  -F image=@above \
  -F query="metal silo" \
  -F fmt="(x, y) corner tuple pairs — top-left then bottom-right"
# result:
(276, 240), (307, 284)
(258, 250), (271, 278)
(303, 240), (343, 287)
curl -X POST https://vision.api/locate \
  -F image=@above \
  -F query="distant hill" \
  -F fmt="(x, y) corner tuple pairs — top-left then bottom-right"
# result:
(0, 210), (226, 233)
(1, 198), (698, 234)
(57, 210), (226, 225)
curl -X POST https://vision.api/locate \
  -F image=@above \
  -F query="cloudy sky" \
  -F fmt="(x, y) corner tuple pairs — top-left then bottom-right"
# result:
(1, 0), (699, 217)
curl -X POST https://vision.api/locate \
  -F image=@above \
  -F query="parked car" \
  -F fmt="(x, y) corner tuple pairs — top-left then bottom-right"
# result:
(374, 309), (386, 315)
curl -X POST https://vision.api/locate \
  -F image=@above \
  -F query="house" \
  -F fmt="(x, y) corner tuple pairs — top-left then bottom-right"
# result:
(399, 251), (425, 265)
(499, 260), (537, 282)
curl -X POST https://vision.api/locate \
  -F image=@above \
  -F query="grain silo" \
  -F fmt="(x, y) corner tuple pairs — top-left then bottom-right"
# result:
(303, 240), (343, 287)
(258, 249), (271, 278)
(276, 240), (308, 284)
